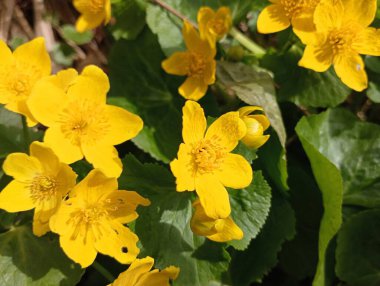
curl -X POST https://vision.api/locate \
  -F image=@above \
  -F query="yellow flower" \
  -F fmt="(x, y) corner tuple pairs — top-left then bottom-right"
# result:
(190, 199), (243, 242)
(0, 141), (77, 236)
(27, 65), (143, 178)
(298, 0), (380, 91)
(239, 106), (270, 149)
(162, 21), (216, 101)
(198, 6), (232, 47)
(170, 100), (252, 219)
(73, 0), (111, 32)
(257, 0), (320, 41)
(0, 37), (51, 126)
(49, 169), (150, 268)
(109, 256), (179, 286)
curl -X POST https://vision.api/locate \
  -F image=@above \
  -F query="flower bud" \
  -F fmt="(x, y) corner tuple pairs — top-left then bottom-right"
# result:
(239, 106), (270, 149)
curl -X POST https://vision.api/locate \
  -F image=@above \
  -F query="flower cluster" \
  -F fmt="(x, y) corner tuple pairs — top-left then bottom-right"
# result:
(0, 37), (178, 280)
(258, 0), (380, 91)
(170, 100), (270, 242)
(162, 7), (232, 101)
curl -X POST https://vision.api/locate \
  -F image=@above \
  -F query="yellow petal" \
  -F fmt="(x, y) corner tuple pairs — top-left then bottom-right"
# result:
(135, 270), (177, 286)
(203, 59), (216, 85)
(207, 216), (244, 242)
(205, 112), (247, 152)
(44, 126), (83, 164)
(178, 76), (208, 101)
(334, 53), (368, 91)
(257, 4), (290, 34)
(353, 27), (380, 56)
(0, 40), (13, 65)
(195, 174), (230, 219)
(56, 164), (78, 196)
(82, 144), (122, 178)
(190, 200), (219, 236)
(292, 8), (317, 44)
(342, 0), (376, 27)
(28, 69), (76, 127)
(182, 100), (206, 144)
(13, 37), (51, 76)
(183, 21), (215, 57)
(104, 0), (112, 23)
(111, 257), (154, 286)
(162, 52), (190, 76)
(95, 223), (140, 264)
(60, 233), (97, 268)
(3, 153), (42, 180)
(0, 181), (34, 212)
(76, 13), (104, 33)
(298, 44), (333, 72)
(68, 65), (109, 104)
(251, 114), (271, 131)
(5, 100), (38, 127)
(161, 266), (180, 280)
(238, 106), (264, 117)
(198, 7), (215, 40)
(72, 169), (117, 201)
(33, 208), (51, 236)
(30, 141), (60, 175)
(314, 0), (344, 32)
(216, 153), (252, 189)
(102, 105), (143, 145)
(170, 144), (196, 192)
(106, 190), (150, 224)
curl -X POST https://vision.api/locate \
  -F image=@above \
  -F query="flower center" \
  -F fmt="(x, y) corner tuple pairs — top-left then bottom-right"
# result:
(69, 204), (109, 240)
(188, 53), (206, 77)
(329, 28), (355, 55)
(192, 139), (226, 174)
(280, 0), (320, 17)
(30, 175), (58, 202)
(59, 100), (109, 146)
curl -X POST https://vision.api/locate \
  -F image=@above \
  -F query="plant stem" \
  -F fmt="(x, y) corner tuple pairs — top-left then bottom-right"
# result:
(93, 261), (115, 283)
(229, 27), (266, 58)
(21, 116), (30, 150)
(151, 0), (197, 27)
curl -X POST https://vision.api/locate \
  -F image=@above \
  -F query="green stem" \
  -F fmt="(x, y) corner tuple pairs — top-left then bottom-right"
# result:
(229, 27), (266, 58)
(92, 261), (115, 283)
(21, 116), (30, 150)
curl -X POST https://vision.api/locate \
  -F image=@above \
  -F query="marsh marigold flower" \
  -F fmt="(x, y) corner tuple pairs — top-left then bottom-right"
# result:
(257, 0), (320, 41)
(109, 256), (179, 286)
(49, 169), (150, 268)
(0, 37), (51, 126)
(191, 199), (243, 242)
(198, 6), (232, 47)
(239, 106), (270, 149)
(0, 141), (77, 236)
(28, 65), (143, 178)
(298, 0), (380, 91)
(162, 21), (216, 101)
(170, 101), (252, 219)
(73, 0), (111, 32)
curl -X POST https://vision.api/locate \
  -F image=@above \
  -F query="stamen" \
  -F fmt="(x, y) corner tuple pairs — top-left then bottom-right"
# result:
(191, 138), (226, 174)
(29, 175), (58, 203)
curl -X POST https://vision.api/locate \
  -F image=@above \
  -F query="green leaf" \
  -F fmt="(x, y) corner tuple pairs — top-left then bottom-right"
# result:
(365, 56), (380, 74)
(120, 154), (230, 286)
(256, 129), (289, 192)
(336, 209), (380, 286)
(229, 192), (296, 286)
(279, 156), (323, 280)
(261, 45), (351, 108)
(51, 43), (76, 67)
(61, 25), (93, 45)
(110, 0), (146, 40)
(229, 171), (272, 250)
(0, 224), (83, 286)
(216, 61), (287, 147)
(368, 81), (380, 103)
(0, 106), (42, 159)
(295, 108), (380, 208)
(296, 115), (344, 286)
(109, 28), (182, 163)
